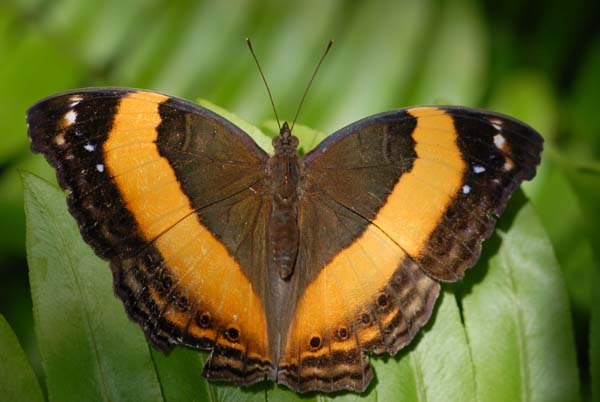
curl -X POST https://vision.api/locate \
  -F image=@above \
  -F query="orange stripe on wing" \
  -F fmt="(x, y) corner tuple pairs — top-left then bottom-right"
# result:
(373, 106), (465, 256)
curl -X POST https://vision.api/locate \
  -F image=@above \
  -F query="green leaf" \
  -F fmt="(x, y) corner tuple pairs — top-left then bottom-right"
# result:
(461, 196), (581, 402)
(0, 313), (45, 402)
(527, 155), (594, 313)
(0, 154), (55, 258)
(23, 173), (164, 402)
(562, 163), (600, 402)
(151, 348), (213, 402)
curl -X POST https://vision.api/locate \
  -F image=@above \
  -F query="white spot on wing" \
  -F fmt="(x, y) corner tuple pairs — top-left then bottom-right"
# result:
(490, 118), (503, 131)
(503, 158), (515, 171)
(69, 95), (83, 108)
(84, 143), (95, 152)
(493, 133), (506, 149)
(64, 110), (77, 125)
(96, 164), (104, 172)
(473, 165), (486, 174)
(462, 184), (471, 194)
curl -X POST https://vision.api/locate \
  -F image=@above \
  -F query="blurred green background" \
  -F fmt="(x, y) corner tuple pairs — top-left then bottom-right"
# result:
(0, 0), (599, 400)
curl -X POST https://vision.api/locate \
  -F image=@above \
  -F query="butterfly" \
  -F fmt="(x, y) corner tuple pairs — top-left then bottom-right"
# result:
(27, 86), (542, 393)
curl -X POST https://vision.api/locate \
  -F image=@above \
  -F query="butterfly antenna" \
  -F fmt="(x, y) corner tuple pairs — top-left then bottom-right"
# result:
(291, 39), (334, 131)
(246, 38), (281, 130)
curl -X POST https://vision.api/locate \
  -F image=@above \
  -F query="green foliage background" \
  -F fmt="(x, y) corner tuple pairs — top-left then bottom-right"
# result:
(0, 0), (599, 401)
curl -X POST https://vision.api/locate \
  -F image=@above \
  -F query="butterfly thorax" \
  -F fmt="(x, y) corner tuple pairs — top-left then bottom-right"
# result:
(268, 122), (300, 280)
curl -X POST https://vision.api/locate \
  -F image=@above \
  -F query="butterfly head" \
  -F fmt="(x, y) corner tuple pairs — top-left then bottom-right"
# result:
(273, 122), (299, 151)
(246, 38), (332, 154)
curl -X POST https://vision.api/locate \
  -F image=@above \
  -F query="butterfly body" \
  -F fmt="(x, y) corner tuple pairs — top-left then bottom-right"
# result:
(268, 122), (301, 280)
(27, 88), (542, 393)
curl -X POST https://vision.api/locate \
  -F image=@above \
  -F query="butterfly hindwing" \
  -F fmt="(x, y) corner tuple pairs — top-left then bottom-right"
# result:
(27, 88), (275, 385)
(277, 106), (542, 392)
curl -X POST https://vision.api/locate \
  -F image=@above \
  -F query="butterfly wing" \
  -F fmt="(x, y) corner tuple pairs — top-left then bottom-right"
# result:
(277, 106), (542, 392)
(27, 88), (275, 385)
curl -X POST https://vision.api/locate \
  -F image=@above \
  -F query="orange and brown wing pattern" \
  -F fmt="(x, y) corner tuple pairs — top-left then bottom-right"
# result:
(278, 106), (542, 392)
(27, 89), (274, 385)
(382, 107), (542, 281)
